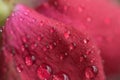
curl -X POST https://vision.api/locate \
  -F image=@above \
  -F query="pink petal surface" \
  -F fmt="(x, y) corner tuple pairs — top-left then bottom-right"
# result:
(36, 0), (120, 77)
(2, 4), (105, 80)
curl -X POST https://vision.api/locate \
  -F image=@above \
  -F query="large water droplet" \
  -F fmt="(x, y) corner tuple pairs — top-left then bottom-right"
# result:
(37, 64), (52, 80)
(17, 64), (23, 73)
(85, 66), (98, 79)
(64, 31), (70, 39)
(52, 73), (69, 80)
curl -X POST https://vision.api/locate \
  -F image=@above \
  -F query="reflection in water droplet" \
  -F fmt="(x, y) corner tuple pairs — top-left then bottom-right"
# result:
(37, 64), (52, 80)
(52, 73), (69, 80)
(17, 64), (23, 73)
(85, 66), (98, 79)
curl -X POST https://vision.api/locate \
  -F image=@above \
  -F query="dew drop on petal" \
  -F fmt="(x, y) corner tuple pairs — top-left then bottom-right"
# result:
(86, 49), (93, 55)
(50, 27), (55, 33)
(25, 55), (34, 66)
(69, 43), (76, 51)
(37, 64), (52, 80)
(85, 66), (98, 79)
(40, 21), (44, 26)
(86, 17), (92, 22)
(60, 52), (68, 60)
(30, 43), (37, 50)
(54, 1), (58, 6)
(64, 31), (70, 39)
(80, 56), (84, 62)
(83, 38), (89, 44)
(20, 18), (23, 21)
(43, 46), (47, 52)
(17, 64), (23, 73)
(78, 6), (83, 13)
(52, 73), (69, 80)
(24, 12), (28, 15)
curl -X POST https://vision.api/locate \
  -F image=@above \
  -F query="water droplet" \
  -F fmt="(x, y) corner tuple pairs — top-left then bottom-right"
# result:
(85, 66), (98, 79)
(25, 55), (35, 66)
(80, 55), (87, 62)
(37, 64), (52, 80)
(32, 18), (36, 23)
(20, 17), (24, 21)
(43, 46), (47, 51)
(52, 73), (69, 80)
(64, 31), (70, 39)
(60, 52), (68, 60)
(69, 43), (76, 51)
(86, 17), (92, 22)
(49, 44), (53, 50)
(17, 64), (23, 72)
(22, 37), (27, 43)
(78, 6), (83, 13)
(90, 57), (96, 63)
(40, 21), (44, 26)
(54, 1), (58, 6)
(24, 12), (28, 15)
(80, 56), (84, 62)
(83, 38), (89, 44)
(86, 49), (93, 55)
(30, 43), (37, 50)
(50, 27), (55, 33)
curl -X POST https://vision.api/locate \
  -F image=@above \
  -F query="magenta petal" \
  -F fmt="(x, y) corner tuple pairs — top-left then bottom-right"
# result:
(2, 4), (105, 80)
(36, 0), (120, 77)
